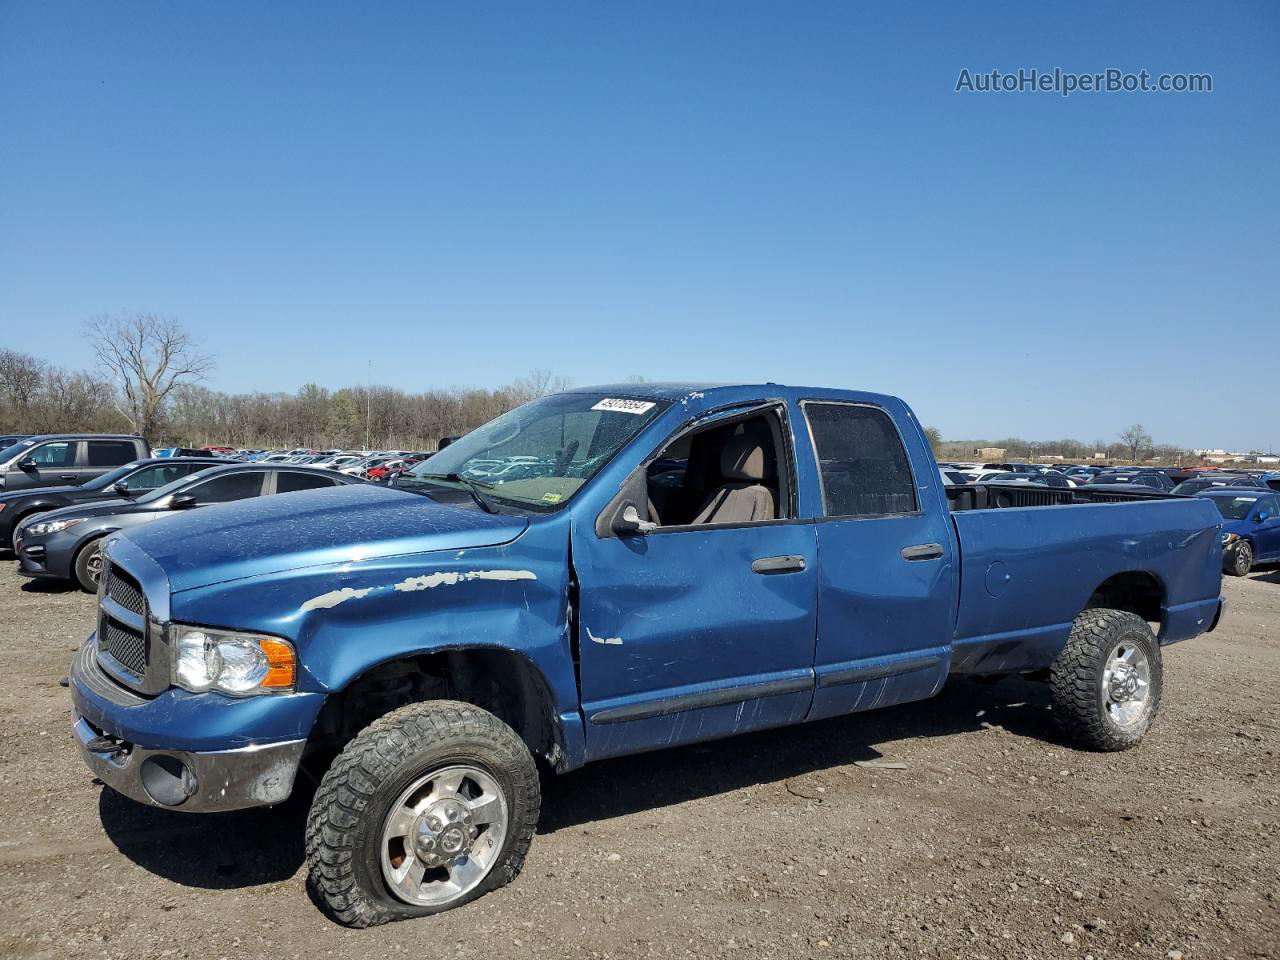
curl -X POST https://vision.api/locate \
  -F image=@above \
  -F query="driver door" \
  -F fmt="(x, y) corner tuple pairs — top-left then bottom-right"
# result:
(7, 439), (80, 490)
(573, 403), (818, 761)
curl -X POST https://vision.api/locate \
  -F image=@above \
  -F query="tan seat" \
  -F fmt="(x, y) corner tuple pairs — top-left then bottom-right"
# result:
(691, 436), (776, 524)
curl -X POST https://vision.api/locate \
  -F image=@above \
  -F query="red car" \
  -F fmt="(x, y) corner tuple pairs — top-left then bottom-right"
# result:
(366, 458), (421, 482)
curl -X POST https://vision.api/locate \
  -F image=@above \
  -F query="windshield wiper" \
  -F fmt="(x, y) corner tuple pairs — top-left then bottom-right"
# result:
(409, 472), (498, 514)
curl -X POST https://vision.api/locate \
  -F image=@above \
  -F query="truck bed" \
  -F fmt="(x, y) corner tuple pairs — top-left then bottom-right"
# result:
(944, 488), (1224, 675)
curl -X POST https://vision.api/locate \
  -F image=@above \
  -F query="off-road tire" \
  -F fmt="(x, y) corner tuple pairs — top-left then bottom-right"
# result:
(1226, 540), (1253, 577)
(1050, 608), (1162, 752)
(73, 536), (107, 593)
(305, 700), (540, 928)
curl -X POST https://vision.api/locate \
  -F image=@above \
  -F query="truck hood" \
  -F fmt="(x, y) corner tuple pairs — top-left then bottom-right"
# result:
(117, 484), (530, 592)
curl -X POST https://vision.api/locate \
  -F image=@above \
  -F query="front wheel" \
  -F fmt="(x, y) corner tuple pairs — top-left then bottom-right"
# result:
(305, 700), (540, 927)
(73, 537), (107, 593)
(1050, 608), (1162, 751)
(1226, 540), (1253, 577)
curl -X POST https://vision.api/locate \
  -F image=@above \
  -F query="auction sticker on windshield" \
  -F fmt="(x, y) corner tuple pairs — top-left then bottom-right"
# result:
(591, 398), (656, 415)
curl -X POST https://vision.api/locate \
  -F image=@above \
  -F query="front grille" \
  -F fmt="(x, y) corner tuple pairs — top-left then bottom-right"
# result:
(104, 565), (146, 616)
(100, 620), (147, 677)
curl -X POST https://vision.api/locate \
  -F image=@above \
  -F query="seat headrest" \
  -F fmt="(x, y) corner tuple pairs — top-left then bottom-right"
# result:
(720, 436), (773, 482)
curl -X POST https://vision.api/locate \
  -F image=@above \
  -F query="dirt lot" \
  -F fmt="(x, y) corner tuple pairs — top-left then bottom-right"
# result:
(1, 562), (1277, 960)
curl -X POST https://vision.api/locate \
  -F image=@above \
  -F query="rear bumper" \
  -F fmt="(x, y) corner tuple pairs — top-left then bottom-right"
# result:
(1161, 596), (1226, 645)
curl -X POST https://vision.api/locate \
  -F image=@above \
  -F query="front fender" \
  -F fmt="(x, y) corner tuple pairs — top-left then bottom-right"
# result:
(168, 520), (579, 735)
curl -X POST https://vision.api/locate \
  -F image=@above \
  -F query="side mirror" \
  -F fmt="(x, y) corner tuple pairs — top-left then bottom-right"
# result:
(612, 501), (657, 536)
(1257, 511), (1270, 523)
(170, 493), (198, 509)
(17, 458), (36, 470)
(110, 481), (130, 495)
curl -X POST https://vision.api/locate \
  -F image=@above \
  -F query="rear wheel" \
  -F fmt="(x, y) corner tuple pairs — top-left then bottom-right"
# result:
(73, 537), (107, 593)
(1050, 609), (1162, 751)
(1226, 540), (1253, 577)
(305, 700), (540, 927)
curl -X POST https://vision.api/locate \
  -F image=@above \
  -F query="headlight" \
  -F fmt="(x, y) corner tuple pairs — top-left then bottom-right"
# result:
(1222, 532), (1239, 544)
(171, 624), (296, 696)
(26, 516), (86, 537)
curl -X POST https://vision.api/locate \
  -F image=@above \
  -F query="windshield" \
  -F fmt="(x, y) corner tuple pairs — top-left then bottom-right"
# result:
(81, 462), (146, 491)
(0, 438), (38, 464)
(400, 393), (668, 509)
(1206, 494), (1259, 520)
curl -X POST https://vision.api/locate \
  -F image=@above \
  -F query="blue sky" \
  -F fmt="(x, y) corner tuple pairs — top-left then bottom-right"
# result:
(1, 1), (1276, 451)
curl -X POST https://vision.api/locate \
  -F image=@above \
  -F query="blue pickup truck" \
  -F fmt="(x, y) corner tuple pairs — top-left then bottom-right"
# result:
(68, 383), (1225, 926)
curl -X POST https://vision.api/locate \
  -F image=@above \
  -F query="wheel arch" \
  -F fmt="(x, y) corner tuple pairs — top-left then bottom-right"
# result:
(309, 645), (571, 771)
(1083, 570), (1166, 627)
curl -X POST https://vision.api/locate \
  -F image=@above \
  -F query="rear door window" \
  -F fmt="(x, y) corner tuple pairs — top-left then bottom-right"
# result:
(185, 471), (266, 504)
(803, 403), (918, 517)
(86, 440), (138, 466)
(275, 471), (339, 493)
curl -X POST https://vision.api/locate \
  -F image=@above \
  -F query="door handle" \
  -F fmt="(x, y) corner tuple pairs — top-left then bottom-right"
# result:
(58, 474), (77, 481)
(901, 543), (943, 561)
(751, 555), (807, 574)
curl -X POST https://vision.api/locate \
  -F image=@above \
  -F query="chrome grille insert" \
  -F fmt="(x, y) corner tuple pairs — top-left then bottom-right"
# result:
(100, 620), (146, 678)
(104, 565), (146, 616)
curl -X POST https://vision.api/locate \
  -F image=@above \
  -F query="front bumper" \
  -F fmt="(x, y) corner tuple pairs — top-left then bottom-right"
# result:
(73, 713), (306, 810)
(69, 637), (321, 811)
(14, 531), (74, 580)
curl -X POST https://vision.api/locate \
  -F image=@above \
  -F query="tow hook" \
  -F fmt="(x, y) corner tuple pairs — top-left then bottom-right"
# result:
(85, 734), (129, 758)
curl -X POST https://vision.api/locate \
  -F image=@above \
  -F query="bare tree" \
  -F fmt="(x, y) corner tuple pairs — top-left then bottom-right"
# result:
(87, 314), (214, 439)
(1119, 423), (1153, 463)
(0, 349), (46, 411)
(509, 368), (572, 403)
(923, 426), (943, 453)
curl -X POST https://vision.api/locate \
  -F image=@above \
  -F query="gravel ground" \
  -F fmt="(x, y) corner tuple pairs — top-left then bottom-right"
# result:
(1, 560), (1277, 960)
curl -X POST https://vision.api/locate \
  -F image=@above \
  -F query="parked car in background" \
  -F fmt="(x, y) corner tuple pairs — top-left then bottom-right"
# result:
(0, 456), (218, 550)
(973, 470), (1036, 484)
(1035, 470), (1076, 489)
(1172, 476), (1268, 497)
(366, 458), (422, 482)
(981, 462), (1040, 474)
(0, 434), (31, 449)
(1081, 470), (1175, 493)
(322, 454), (364, 470)
(939, 467), (971, 485)
(1197, 488), (1280, 576)
(340, 454), (399, 478)
(153, 447), (219, 459)
(15, 463), (364, 592)
(1064, 466), (1102, 482)
(0, 434), (151, 493)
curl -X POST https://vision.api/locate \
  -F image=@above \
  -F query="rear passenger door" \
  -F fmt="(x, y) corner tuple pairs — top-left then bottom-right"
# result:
(800, 401), (958, 722)
(83, 440), (141, 484)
